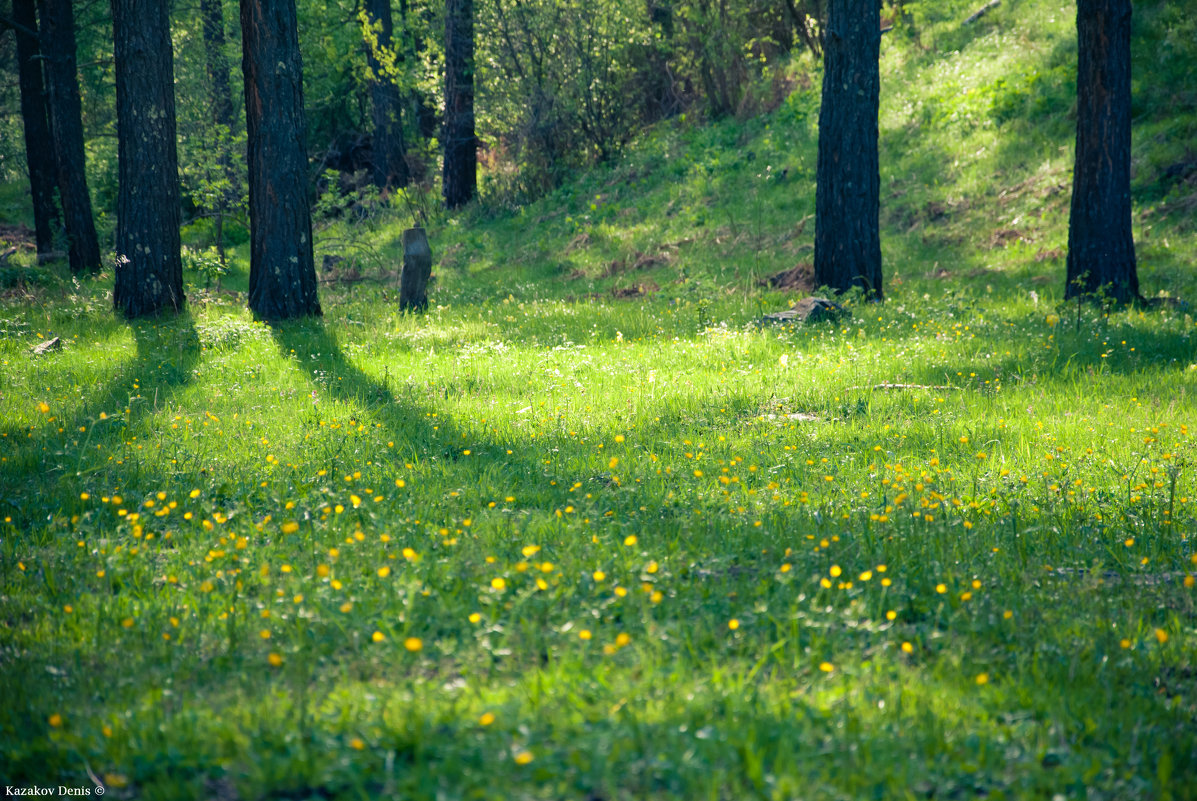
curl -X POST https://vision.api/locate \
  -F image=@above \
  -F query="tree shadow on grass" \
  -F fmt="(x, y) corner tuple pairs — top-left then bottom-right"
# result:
(0, 313), (200, 527)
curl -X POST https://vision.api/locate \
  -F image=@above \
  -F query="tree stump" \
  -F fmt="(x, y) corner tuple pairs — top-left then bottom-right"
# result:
(399, 227), (432, 311)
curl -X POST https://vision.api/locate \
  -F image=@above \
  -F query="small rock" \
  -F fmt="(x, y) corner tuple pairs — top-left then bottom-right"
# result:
(761, 296), (844, 324)
(31, 337), (61, 356)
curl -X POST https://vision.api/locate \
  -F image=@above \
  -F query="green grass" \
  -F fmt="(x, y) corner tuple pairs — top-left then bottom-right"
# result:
(3, 1), (1197, 798)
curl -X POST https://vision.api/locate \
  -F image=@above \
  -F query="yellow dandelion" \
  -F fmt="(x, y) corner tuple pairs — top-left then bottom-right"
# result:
(48, 713), (63, 728)
(350, 737), (366, 750)
(615, 632), (631, 647)
(404, 637), (423, 652)
(728, 619), (740, 631)
(267, 652), (283, 666)
(975, 673), (989, 686)
(281, 521), (299, 534)
(479, 712), (495, 726)
(378, 566), (391, 578)
(624, 535), (637, 547)
(514, 750), (534, 765)
(469, 612), (482, 624)
(579, 629), (592, 640)
(372, 631), (385, 643)
(592, 570), (606, 582)
(491, 577), (507, 590)
(901, 642), (913, 654)
(818, 662), (834, 673)
(1155, 629), (1169, 644)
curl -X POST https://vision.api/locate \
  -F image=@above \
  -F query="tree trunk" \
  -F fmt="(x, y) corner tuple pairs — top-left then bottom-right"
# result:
(200, 0), (237, 266)
(201, 0), (236, 139)
(443, 0), (476, 209)
(1065, 0), (1137, 303)
(240, 0), (321, 319)
(13, 0), (61, 258)
(112, 0), (184, 318)
(813, 0), (882, 299)
(366, 0), (410, 191)
(399, 226), (432, 310)
(39, 0), (101, 275)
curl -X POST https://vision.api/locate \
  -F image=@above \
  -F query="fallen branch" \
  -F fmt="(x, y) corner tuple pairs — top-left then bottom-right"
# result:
(963, 0), (1000, 25)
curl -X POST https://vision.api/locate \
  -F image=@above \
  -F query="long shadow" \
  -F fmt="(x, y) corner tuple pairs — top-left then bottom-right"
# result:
(0, 313), (200, 527)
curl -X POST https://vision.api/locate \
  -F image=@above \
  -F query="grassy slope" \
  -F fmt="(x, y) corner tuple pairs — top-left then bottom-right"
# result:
(2, 1), (1197, 799)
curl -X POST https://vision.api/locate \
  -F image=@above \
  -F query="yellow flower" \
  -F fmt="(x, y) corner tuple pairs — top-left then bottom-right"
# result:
(372, 631), (385, 643)
(350, 737), (366, 750)
(378, 566), (391, 578)
(829, 565), (842, 578)
(513, 750), (534, 765)
(885, 610), (897, 621)
(37, 401), (50, 413)
(818, 662), (834, 673)
(48, 713), (63, 728)
(404, 637), (423, 652)
(579, 629), (592, 640)
(975, 673), (989, 686)
(901, 642), (913, 654)
(592, 570), (606, 582)
(281, 521), (299, 534)
(646, 561), (659, 574)
(316, 564), (330, 578)
(267, 652), (283, 666)
(615, 632), (631, 647)
(469, 612), (482, 624)
(259, 629), (271, 639)
(491, 577), (507, 590)
(1155, 629), (1169, 644)
(935, 583), (947, 594)
(728, 619), (740, 631)
(1120, 638), (1131, 649)
(479, 712), (495, 726)
(624, 535), (637, 547)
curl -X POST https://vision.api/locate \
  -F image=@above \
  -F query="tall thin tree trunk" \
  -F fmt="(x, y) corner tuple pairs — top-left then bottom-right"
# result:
(38, 0), (101, 275)
(366, 0), (409, 190)
(112, 0), (183, 318)
(813, 0), (882, 299)
(1065, 0), (1137, 303)
(443, 0), (476, 208)
(200, 0), (237, 267)
(240, 0), (321, 319)
(13, 0), (61, 258)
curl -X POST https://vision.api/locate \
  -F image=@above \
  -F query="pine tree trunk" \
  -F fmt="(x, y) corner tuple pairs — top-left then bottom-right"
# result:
(38, 0), (101, 275)
(813, 0), (882, 299)
(112, 0), (184, 318)
(1065, 0), (1137, 303)
(367, 0), (410, 190)
(201, 0), (236, 139)
(200, 0), (237, 266)
(443, 0), (476, 209)
(240, 0), (321, 319)
(13, 0), (61, 258)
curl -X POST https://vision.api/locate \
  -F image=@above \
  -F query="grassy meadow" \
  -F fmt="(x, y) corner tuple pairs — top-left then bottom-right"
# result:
(2, 0), (1197, 798)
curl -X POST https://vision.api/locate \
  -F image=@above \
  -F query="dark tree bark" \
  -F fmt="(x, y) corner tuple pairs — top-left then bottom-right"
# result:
(1065, 0), (1138, 303)
(13, 0), (61, 257)
(240, 0), (321, 319)
(813, 0), (882, 300)
(443, 0), (476, 208)
(111, 0), (183, 318)
(366, 0), (410, 190)
(38, 0), (101, 275)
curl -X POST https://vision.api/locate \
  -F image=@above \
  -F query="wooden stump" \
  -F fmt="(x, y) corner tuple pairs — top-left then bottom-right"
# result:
(399, 227), (432, 311)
